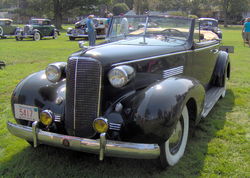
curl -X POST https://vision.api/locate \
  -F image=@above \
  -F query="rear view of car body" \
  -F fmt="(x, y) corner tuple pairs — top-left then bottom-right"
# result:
(66, 18), (107, 40)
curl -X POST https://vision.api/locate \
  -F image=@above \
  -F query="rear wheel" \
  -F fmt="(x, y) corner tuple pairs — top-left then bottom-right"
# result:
(53, 31), (58, 39)
(216, 65), (228, 98)
(159, 105), (189, 167)
(69, 37), (75, 41)
(33, 32), (41, 41)
(0, 26), (3, 36)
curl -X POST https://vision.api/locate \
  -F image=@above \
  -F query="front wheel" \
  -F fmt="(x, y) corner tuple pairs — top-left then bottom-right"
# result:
(159, 105), (189, 168)
(33, 32), (41, 41)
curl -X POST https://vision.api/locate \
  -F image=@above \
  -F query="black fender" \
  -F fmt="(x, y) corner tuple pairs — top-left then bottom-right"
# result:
(211, 51), (230, 86)
(33, 29), (41, 36)
(11, 71), (66, 124)
(123, 76), (205, 144)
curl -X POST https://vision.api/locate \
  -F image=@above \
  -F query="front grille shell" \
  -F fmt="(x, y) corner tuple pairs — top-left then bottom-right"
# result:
(65, 57), (102, 138)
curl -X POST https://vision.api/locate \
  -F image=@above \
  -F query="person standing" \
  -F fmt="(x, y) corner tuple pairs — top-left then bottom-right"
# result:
(86, 14), (96, 46)
(242, 18), (250, 47)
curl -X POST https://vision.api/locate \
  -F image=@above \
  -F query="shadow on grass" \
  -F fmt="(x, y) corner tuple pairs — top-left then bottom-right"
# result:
(0, 90), (235, 177)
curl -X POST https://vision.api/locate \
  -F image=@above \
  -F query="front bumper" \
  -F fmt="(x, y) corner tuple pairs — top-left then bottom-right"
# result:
(66, 33), (88, 37)
(66, 33), (106, 39)
(7, 121), (160, 160)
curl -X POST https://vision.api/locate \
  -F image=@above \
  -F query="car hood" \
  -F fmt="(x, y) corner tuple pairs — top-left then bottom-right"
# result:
(71, 37), (190, 66)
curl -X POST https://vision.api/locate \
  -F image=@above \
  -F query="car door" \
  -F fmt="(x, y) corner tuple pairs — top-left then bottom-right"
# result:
(42, 21), (52, 36)
(187, 21), (220, 88)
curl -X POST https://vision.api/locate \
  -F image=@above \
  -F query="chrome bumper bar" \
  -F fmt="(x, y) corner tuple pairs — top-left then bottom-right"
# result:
(7, 121), (160, 160)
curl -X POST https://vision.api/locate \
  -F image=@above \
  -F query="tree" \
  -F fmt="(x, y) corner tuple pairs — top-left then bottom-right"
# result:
(113, 3), (129, 15)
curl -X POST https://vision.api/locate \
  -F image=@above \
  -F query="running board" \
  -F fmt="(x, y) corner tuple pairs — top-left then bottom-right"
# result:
(201, 87), (224, 118)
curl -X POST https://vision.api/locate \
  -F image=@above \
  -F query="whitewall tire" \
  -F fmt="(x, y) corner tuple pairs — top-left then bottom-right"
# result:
(0, 26), (3, 36)
(33, 32), (41, 41)
(160, 105), (189, 167)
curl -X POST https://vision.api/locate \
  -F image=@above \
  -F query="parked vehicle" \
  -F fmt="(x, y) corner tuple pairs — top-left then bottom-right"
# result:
(8, 15), (231, 168)
(66, 18), (107, 40)
(0, 18), (20, 39)
(199, 18), (222, 39)
(16, 18), (59, 41)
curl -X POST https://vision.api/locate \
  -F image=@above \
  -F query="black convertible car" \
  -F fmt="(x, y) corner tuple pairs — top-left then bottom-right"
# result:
(8, 15), (230, 168)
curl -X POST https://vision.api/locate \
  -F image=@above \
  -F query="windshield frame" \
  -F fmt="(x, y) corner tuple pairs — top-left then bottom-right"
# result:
(107, 15), (193, 44)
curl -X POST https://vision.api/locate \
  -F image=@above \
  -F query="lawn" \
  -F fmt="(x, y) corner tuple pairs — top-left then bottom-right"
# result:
(0, 26), (249, 177)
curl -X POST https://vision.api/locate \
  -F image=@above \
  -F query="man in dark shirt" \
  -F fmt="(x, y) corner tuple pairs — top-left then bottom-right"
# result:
(86, 14), (96, 46)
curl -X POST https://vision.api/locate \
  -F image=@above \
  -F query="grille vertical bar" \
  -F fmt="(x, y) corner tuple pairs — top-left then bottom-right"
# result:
(65, 57), (102, 138)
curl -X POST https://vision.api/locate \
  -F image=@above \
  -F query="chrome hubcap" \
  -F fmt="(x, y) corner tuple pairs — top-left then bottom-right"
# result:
(35, 33), (40, 40)
(169, 118), (183, 154)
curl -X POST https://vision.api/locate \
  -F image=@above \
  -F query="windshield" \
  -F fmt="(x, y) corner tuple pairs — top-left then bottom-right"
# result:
(200, 20), (218, 27)
(108, 16), (192, 46)
(30, 20), (50, 25)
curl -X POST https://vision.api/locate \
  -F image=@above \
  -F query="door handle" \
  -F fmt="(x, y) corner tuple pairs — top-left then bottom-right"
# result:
(210, 49), (219, 54)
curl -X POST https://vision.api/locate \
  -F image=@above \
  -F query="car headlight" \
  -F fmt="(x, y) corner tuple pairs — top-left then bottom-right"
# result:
(67, 27), (73, 33)
(45, 62), (67, 83)
(108, 65), (135, 88)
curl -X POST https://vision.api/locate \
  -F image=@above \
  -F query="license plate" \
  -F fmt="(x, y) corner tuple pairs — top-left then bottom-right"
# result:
(14, 104), (39, 121)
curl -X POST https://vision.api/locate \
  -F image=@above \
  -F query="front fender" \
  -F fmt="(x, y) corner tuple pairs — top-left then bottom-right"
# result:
(125, 76), (205, 144)
(11, 71), (65, 123)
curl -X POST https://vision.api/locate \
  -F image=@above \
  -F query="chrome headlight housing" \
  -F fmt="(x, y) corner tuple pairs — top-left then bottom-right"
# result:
(45, 62), (67, 83)
(108, 65), (135, 88)
(67, 27), (73, 33)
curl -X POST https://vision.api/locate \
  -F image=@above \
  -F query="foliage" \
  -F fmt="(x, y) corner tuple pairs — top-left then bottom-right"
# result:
(112, 3), (129, 15)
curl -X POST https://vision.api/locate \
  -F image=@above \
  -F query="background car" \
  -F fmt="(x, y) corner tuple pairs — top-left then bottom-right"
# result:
(199, 18), (222, 39)
(0, 18), (20, 39)
(66, 18), (107, 40)
(16, 18), (59, 41)
(8, 15), (231, 168)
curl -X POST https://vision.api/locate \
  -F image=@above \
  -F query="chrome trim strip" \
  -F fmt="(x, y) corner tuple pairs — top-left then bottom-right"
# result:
(73, 58), (79, 131)
(97, 60), (102, 117)
(7, 122), (160, 159)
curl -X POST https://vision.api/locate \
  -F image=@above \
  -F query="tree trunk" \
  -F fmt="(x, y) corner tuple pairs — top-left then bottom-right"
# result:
(223, 0), (229, 27)
(53, 0), (62, 29)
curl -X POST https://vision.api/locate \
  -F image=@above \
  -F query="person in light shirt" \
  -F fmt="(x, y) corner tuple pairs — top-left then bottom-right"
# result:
(86, 14), (96, 46)
(242, 18), (250, 47)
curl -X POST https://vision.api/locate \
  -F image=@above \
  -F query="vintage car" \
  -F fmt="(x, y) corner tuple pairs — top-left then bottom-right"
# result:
(66, 18), (107, 40)
(0, 18), (20, 39)
(199, 18), (222, 39)
(16, 18), (59, 41)
(7, 15), (231, 168)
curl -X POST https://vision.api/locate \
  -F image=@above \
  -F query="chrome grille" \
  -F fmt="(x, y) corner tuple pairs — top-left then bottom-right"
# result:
(24, 26), (30, 33)
(65, 57), (102, 137)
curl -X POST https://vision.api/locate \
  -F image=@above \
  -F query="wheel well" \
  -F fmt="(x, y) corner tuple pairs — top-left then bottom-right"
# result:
(186, 98), (197, 129)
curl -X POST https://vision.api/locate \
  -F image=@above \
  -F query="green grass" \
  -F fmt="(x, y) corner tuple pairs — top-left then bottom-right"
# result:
(0, 26), (250, 177)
